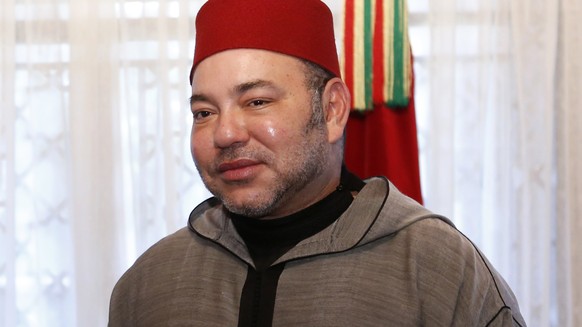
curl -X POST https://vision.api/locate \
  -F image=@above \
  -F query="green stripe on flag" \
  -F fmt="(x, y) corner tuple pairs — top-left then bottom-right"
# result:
(388, 0), (408, 107)
(364, 0), (373, 110)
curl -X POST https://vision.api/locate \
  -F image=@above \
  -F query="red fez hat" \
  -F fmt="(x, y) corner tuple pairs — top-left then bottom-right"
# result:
(189, 0), (341, 83)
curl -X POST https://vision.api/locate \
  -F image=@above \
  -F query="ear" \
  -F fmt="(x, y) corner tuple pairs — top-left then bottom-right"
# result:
(322, 77), (351, 144)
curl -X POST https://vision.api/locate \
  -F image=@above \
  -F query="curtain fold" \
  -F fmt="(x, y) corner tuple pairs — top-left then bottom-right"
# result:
(555, 1), (582, 325)
(0, 1), (17, 323)
(0, 20), (13, 314)
(68, 1), (124, 325)
(509, 1), (558, 323)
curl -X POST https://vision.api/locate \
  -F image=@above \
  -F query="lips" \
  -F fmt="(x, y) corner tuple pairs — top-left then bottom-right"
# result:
(217, 159), (262, 181)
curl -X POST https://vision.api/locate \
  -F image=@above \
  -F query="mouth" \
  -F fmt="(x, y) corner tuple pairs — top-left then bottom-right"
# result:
(217, 159), (262, 182)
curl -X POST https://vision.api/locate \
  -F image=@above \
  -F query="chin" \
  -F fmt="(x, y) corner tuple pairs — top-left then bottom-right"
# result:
(222, 196), (279, 218)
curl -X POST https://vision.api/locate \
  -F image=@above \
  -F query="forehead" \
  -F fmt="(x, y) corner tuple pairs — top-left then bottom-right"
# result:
(191, 49), (307, 90)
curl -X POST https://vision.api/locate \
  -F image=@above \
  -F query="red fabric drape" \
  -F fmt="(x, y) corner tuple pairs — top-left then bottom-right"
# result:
(344, 62), (423, 204)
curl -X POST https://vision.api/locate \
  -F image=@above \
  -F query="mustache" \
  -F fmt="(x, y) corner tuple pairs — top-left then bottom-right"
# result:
(213, 144), (273, 167)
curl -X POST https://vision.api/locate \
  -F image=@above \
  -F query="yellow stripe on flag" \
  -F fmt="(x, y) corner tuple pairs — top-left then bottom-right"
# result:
(353, 0), (365, 109)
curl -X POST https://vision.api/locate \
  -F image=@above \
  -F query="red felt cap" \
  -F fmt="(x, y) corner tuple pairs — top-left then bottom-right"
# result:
(189, 0), (341, 83)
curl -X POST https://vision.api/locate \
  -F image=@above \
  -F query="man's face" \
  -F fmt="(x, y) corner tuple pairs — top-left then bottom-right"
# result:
(190, 49), (333, 218)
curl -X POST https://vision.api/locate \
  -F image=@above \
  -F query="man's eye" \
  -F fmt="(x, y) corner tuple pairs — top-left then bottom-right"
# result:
(249, 99), (267, 107)
(193, 110), (212, 122)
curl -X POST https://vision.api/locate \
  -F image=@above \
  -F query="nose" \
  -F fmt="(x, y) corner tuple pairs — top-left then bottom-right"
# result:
(213, 110), (250, 148)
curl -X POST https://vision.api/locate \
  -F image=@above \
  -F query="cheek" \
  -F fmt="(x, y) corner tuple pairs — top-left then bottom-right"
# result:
(190, 130), (213, 164)
(266, 125), (276, 138)
(253, 118), (295, 147)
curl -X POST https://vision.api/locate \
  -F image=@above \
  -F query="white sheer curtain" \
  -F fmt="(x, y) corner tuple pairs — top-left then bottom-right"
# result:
(1, 0), (210, 326)
(1, 0), (581, 326)
(409, 0), (582, 326)
(555, 1), (582, 325)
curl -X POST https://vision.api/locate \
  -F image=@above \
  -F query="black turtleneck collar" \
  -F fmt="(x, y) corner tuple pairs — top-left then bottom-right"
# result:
(229, 166), (364, 270)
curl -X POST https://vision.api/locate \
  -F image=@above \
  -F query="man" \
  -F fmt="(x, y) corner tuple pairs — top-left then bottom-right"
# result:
(109, 0), (526, 326)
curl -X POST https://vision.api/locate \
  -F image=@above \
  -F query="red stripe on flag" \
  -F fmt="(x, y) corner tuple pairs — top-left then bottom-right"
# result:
(373, 0), (384, 104)
(343, 0), (355, 109)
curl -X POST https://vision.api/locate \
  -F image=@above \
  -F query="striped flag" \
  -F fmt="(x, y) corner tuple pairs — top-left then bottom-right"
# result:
(342, 0), (412, 112)
(343, 0), (423, 203)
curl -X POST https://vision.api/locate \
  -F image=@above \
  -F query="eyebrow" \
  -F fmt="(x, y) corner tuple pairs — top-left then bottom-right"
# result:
(190, 79), (281, 106)
(234, 79), (279, 95)
(189, 94), (209, 106)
